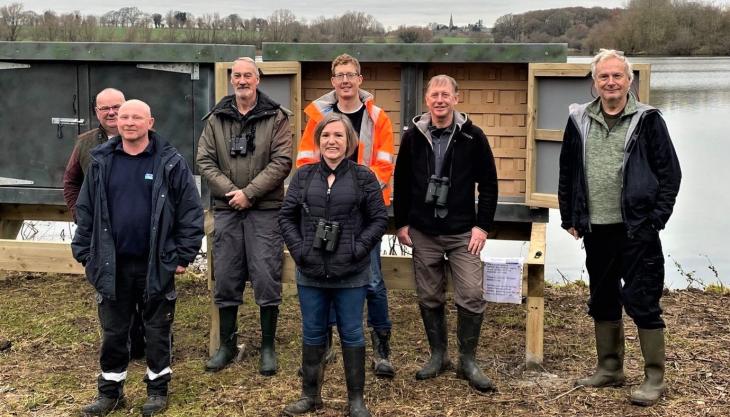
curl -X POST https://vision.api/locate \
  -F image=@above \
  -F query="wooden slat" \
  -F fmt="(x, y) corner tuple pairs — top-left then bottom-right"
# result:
(535, 129), (563, 142)
(0, 204), (70, 222)
(525, 222), (546, 368)
(0, 239), (83, 274)
(526, 193), (559, 209)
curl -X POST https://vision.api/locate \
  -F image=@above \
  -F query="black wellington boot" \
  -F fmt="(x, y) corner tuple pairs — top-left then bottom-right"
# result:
(283, 344), (326, 416)
(259, 305), (279, 376)
(455, 306), (497, 393)
(204, 306), (238, 372)
(415, 304), (451, 380)
(343, 346), (371, 417)
(80, 395), (126, 416)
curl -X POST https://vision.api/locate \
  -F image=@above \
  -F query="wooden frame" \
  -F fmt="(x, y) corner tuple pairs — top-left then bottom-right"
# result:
(525, 63), (651, 208)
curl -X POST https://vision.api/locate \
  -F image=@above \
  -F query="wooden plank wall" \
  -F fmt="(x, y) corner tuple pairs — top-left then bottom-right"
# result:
(427, 63), (529, 202)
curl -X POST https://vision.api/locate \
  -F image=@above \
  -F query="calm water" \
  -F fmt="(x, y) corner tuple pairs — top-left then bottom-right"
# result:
(540, 56), (730, 288)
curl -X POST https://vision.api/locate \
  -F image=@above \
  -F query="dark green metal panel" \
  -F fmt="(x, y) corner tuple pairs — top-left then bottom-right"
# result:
(263, 43), (566, 63)
(0, 42), (254, 63)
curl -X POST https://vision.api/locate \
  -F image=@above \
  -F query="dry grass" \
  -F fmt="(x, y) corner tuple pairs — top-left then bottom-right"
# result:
(0, 272), (728, 416)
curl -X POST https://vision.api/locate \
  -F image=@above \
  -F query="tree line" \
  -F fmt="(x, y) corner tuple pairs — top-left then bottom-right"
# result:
(492, 0), (730, 55)
(2, 1), (730, 54)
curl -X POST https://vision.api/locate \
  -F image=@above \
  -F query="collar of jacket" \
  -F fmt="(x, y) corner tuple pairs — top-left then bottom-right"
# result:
(318, 157), (353, 177)
(90, 131), (176, 164)
(309, 89), (375, 116)
(412, 110), (470, 147)
(203, 89), (281, 121)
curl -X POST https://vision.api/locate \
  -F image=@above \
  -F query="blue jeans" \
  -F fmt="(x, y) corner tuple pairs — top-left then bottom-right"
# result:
(298, 284), (367, 347)
(327, 242), (392, 332)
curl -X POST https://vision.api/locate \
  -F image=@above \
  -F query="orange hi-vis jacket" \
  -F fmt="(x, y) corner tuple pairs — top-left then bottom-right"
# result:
(297, 89), (395, 205)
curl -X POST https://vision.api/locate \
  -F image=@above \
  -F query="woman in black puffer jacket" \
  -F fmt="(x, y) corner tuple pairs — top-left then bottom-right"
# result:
(279, 113), (387, 417)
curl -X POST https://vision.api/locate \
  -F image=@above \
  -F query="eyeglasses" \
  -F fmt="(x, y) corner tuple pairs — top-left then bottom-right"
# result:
(96, 104), (122, 112)
(332, 72), (360, 81)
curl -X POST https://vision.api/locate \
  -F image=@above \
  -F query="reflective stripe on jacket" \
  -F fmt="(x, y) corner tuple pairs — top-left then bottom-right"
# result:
(296, 90), (395, 205)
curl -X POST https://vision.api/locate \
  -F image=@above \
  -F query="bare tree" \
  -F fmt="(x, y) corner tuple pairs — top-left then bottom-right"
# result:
(151, 13), (162, 28)
(0, 3), (26, 41)
(266, 9), (298, 42)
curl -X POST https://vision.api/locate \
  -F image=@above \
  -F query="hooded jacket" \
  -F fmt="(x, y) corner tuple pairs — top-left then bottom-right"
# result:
(71, 132), (204, 300)
(393, 111), (498, 235)
(197, 90), (292, 210)
(558, 95), (682, 237)
(296, 90), (395, 204)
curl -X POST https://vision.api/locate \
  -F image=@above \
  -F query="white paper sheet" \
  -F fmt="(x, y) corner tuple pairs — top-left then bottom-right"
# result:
(483, 257), (523, 304)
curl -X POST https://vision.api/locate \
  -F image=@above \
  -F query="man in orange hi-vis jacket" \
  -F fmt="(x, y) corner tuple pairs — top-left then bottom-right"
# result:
(295, 53), (396, 378)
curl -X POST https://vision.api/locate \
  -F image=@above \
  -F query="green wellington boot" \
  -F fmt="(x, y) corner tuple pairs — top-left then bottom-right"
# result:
(205, 306), (238, 372)
(631, 328), (666, 406)
(259, 305), (279, 376)
(575, 320), (626, 387)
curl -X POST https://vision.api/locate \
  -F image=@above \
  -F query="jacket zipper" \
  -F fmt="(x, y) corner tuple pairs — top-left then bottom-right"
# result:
(323, 181), (332, 279)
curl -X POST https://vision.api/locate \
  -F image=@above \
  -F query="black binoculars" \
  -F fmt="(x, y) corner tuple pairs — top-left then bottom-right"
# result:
(230, 131), (255, 157)
(425, 175), (450, 207)
(313, 219), (341, 252)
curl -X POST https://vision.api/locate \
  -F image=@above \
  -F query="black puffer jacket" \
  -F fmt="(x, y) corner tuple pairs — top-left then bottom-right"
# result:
(279, 159), (388, 281)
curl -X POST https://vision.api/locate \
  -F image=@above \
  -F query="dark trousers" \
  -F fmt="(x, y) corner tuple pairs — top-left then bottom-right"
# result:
(584, 223), (665, 329)
(97, 256), (176, 397)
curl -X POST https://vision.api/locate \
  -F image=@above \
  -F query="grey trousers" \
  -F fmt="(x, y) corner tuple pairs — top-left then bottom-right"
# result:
(409, 227), (486, 314)
(212, 209), (283, 308)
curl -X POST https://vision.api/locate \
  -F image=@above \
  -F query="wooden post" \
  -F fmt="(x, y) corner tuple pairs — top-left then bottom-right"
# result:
(525, 222), (546, 369)
(205, 210), (220, 357)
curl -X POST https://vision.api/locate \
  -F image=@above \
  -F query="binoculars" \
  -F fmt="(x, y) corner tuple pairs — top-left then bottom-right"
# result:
(425, 175), (450, 207)
(230, 131), (256, 157)
(313, 219), (341, 252)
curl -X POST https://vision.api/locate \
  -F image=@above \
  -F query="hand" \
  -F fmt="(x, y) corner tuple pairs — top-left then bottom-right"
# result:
(467, 227), (488, 255)
(567, 227), (580, 240)
(225, 189), (252, 211)
(396, 226), (412, 247)
(175, 265), (186, 275)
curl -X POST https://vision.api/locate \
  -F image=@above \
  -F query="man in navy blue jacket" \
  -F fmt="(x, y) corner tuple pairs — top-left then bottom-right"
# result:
(72, 99), (204, 417)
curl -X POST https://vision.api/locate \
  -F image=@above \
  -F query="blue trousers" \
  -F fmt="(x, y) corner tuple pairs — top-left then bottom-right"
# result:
(327, 243), (392, 332)
(298, 284), (367, 347)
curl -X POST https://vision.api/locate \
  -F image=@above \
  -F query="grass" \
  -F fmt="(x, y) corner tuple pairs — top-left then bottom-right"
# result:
(1, 271), (729, 416)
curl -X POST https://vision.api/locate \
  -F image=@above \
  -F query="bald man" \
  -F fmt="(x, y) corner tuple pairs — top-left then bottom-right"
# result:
(72, 100), (204, 416)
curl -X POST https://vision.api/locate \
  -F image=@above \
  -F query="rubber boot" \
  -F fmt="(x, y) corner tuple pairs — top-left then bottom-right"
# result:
(283, 344), (326, 416)
(298, 326), (334, 377)
(259, 305), (278, 376)
(415, 304), (451, 380)
(575, 320), (626, 387)
(370, 329), (395, 378)
(205, 306), (238, 372)
(455, 307), (497, 392)
(343, 346), (371, 417)
(631, 328), (666, 406)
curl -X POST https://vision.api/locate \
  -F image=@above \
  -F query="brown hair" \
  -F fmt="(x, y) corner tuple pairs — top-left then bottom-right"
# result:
(313, 113), (359, 159)
(331, 53), (361, 76)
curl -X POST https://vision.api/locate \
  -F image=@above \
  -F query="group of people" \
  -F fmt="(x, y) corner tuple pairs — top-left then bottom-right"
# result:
(65, 50), (680, 417)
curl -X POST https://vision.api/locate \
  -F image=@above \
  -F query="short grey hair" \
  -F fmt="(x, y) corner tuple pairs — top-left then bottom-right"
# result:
(426, 74), (459, 94)
(591, 49), (633, 83)
(233, 56), (262, 78)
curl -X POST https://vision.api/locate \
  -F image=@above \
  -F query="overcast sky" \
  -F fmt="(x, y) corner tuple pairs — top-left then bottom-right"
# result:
(16, 0), (638, 29)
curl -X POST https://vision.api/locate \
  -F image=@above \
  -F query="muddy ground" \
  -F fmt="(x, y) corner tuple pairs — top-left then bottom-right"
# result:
(0, 272), (728, 416)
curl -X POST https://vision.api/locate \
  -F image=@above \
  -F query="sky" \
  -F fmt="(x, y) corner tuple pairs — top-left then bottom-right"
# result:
(16, 0), (634, 29)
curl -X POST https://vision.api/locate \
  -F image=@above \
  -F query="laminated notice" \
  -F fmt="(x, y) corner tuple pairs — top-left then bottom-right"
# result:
(482, 257), (523, 304)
